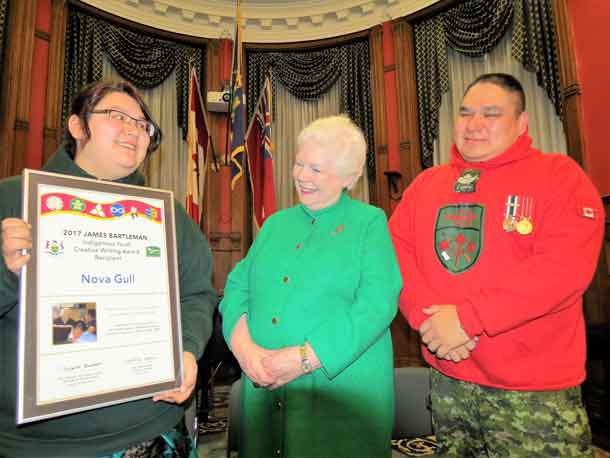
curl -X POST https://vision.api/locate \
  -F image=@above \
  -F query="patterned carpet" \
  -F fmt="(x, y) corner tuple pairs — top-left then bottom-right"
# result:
(198, 385), (609, 457)
(392, 437), (438, 456)
(198, 384), (438, 456)
(198, 385), (230, 436)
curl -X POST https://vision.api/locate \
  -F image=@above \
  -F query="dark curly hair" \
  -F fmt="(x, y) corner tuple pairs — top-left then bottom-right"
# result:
(64, 80), (162, 158)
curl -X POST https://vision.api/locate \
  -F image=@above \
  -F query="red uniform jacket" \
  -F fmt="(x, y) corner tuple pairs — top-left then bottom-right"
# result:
(389, 133), (604, 390)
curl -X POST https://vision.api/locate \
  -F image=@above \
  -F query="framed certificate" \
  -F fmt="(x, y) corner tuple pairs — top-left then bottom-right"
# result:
(17, 169), (183, 424)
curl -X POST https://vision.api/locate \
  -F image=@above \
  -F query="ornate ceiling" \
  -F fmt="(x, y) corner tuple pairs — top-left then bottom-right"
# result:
(79, 0), (439, 42)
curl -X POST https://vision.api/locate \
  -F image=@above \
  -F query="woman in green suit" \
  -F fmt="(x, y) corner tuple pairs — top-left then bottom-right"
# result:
(220, 115), (402, 458)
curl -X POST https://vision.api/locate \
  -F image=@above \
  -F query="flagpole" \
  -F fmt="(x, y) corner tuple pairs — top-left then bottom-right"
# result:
(218, 0), (241, 233)
(245, 84), (265, 139)
(224, 0), (241, 165)
(193, 67), (218, 172)
(192, 68), (207, 217)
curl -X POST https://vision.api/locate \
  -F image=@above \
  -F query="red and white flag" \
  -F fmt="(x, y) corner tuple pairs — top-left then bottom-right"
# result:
(186, 68), (212, 225)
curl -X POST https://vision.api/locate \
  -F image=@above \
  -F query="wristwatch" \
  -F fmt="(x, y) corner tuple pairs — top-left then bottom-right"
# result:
(299, 344), (312, 374)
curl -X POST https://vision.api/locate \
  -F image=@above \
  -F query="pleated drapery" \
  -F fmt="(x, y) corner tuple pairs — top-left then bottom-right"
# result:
(414, 0), (562, 168)
(0, 0), (8, 83)
(511, 0), (562, 116)
(433, 30), (567, 165)
(62, 5), (204, 138)
(246, 39), (376, 178)
(444, 0), (513, 57)
(270, 79), (369, 212)
(103, 57), (190, 205)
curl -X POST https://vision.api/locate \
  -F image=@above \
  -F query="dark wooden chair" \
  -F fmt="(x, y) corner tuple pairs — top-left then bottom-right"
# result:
(197, 306), (240, 425)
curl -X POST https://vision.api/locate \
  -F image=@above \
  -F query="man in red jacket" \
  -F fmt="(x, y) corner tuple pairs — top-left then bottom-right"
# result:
(389, 73), (604, 457)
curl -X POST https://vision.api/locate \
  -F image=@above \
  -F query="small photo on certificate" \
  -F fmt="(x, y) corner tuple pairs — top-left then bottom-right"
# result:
(51, 303), (97, 345)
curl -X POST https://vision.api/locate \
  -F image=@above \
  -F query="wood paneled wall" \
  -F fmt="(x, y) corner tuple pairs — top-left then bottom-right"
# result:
(44, 0), (67, 164)
(552, 0), (610, 334)
(0, 0), (65, 180)
(552, 0), (586, 169)
(203, 39), (249, 294)
(553, 0), (610, 447)
(369, 21), (425, 367)
(0, 0), (37, 179)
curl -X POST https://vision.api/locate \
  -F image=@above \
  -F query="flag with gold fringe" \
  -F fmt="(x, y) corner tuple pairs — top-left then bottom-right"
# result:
(228, 1), (245, 190)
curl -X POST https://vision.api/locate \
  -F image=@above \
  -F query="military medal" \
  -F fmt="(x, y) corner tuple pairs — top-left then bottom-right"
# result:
(503, 195), (519, 232)
(516, 218), (532, 235)
(516, 196), (534, 235)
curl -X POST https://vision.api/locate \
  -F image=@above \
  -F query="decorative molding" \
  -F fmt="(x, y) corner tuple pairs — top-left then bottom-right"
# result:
(152, 2), (167, 14)
(336, 9), (349, 21)
(181, 9), (194, 21)
(78, 0), (440, 42)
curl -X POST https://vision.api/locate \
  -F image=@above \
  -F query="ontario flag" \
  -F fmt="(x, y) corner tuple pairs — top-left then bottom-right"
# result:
(228, 4), (245, 190)
(246, 76), (276, 228)
(186, 67), (212, 225)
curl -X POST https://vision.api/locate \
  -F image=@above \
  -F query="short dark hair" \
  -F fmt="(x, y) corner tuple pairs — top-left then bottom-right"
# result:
(464, 73), (526, 113)
(73, 320), (87, 332)
(64, 80), (162, 158)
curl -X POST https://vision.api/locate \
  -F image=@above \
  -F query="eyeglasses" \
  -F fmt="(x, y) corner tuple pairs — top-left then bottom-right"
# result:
(90, 109), (155, 137)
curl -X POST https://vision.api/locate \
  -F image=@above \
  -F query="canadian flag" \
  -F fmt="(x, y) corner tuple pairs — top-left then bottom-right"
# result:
(186, 68), (212, 225)
(580, 206), (597, 219)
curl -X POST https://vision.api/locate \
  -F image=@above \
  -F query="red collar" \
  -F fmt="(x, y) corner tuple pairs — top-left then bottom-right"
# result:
(449, 133), (539, 170)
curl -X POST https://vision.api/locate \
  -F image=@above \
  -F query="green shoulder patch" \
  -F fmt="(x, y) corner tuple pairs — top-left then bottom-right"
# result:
(435, 204), (484, 274)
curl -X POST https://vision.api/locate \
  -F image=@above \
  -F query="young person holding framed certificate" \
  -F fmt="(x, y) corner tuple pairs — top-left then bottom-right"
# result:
(0, 81), (216, 458)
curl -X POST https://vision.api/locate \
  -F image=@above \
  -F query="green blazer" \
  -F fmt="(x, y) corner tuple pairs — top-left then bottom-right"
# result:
(221, 192), (402, 458)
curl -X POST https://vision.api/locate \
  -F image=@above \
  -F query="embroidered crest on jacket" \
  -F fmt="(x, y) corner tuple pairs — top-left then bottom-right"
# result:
(435, 204), (484, 274)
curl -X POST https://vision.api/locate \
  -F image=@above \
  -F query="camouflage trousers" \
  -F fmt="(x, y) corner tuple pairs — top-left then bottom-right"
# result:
(430, 369), (593, 457)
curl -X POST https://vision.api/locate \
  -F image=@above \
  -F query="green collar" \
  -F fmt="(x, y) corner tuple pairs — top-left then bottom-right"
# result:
(300, 190), (350, 219)
(43, 146), (146, 186)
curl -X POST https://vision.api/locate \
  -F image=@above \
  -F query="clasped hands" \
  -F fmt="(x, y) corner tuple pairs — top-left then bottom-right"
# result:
(230, 316), (318, 390)
(419, 305), (478, 362)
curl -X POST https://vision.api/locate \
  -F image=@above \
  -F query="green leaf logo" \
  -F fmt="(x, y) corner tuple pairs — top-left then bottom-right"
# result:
(146, 246), (161, 257)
